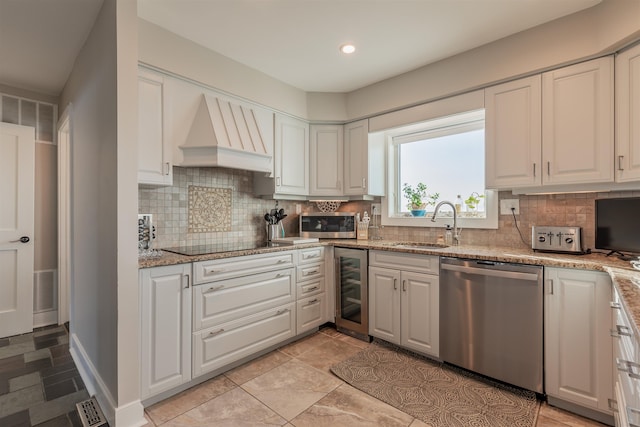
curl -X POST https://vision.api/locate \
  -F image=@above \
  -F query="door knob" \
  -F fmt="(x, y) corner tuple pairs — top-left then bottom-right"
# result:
(10, 236), (30, 243)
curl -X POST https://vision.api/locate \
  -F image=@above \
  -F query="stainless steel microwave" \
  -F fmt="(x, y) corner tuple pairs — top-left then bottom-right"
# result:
(299, 212), (357, 239)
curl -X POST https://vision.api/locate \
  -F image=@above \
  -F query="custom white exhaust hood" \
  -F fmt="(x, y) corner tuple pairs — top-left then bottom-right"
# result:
(178, 95), (273, 172)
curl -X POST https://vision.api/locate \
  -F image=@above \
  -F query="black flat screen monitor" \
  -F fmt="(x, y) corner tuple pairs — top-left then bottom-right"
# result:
(595, 197), (640, 255)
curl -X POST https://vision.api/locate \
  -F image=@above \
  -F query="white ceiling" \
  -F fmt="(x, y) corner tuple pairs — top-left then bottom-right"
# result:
(0, 0), (104, 96)
(0, 0), (601, 96)
(138, 0), (602, 93)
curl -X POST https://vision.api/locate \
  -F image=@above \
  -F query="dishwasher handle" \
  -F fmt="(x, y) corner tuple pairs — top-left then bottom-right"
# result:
(441, 263), (540, 282)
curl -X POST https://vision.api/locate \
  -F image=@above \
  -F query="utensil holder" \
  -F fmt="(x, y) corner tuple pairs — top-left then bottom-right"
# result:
(267, 223), (284, 241)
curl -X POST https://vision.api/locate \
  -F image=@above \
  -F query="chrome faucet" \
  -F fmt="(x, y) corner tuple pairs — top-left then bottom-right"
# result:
(431, 201), (460, 245)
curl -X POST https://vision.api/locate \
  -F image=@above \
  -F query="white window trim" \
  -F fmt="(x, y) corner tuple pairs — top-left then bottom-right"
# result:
(378, 110), (498, 230)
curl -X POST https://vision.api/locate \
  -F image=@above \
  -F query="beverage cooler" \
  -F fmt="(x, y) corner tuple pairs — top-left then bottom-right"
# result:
(334, 248), (369, 341)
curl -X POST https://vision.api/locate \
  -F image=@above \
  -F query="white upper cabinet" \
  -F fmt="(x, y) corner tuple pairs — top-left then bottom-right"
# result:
(138, 68), (172, 186)
(542, 57), (614, 185)
(309, 124), (343, 196)
(255, 113), (309, 197)
(616, 43), (640, 183)
(343, 119), (385, 196)
(485, 75), (542, 188)
(485, 57), (614, 190)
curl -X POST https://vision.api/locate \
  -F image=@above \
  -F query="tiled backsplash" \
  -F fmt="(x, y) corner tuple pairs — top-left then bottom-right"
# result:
(139, 167), (639, 251)
(344, 190), (640, 251)
(139, 167), (305, 248)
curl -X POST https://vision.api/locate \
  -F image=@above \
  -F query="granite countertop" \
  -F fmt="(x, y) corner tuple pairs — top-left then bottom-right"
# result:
(139, 239), (640, 336)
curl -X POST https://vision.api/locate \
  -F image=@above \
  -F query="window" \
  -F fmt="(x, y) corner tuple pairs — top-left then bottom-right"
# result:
(382, 109), (498, 229)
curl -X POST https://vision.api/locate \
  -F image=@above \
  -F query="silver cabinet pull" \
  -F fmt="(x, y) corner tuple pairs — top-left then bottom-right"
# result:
(306, 299), (319, 307)
(208, 328), (224, 337)
(165, 162), (170, 175)
(393, 278), (397, 290)
(619, 155), (625, 171)
(617, 358), (640, 380)
(276, 176), (281, 186)
(532, 163), (536, 178)
(276, 259), (288, 264)
(306, 286), (319, 292)
(205, 284), (225, 293)
(304, 253), (319, 259)
(547, 161), (550, 176)
(275, 308), (290, 316)
(204, 266), (226, 275)
(402, 280), (407, 292)
(611, 301), (622, 309)
(611, 324), (634, 338)
(304, 268), (319, 276)
(362, 178), (366, 189)
(547, 279), (554, 295)
(184, 274), (190, 289)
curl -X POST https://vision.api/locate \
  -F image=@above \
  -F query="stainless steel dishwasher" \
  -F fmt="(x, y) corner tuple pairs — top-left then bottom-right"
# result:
(440, 257), (543, 393)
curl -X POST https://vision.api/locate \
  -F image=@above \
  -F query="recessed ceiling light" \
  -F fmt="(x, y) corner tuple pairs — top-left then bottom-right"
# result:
(339, 44), (356, 54)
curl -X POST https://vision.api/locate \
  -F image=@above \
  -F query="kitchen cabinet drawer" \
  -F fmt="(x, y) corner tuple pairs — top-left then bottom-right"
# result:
(369, 250), (439, 275)
(297, 293), (326, 334)
(193, 251), (295, 284)
(192, 303), (295, 376)
(298, 247), (325, 265)
(193, 268), (294, 331)
(298, 276), (325, 299)
(297, 262), (324, 282)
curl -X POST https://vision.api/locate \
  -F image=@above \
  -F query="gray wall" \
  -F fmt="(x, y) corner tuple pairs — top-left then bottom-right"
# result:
(59, 0), (140, 422)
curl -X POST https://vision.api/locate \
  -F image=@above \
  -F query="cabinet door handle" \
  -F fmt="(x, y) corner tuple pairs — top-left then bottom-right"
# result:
(611, 324), (634, 338)
(276, 176), (281, 186)
(617, 358), (640, 380)
(393, 278), (397, 290)
(362, 178), (366, 189)
(165, 162), (170, 175)
(304, 268), (319, 276)
(402, 280), (407, 292)
(304, 253), (319, 259)
(276, 259), (288, 264)
(547, 161), (551, 176)
(533, 163), (536, 178)
(547, 279), (554, 295)
(306, 299), (319, 306)
(618, 155), (624, 171)
(205, 284), (225, 294)
(275, 308), (290, 316)
(306, 286), (320, 292)
(204, 266), (226, 275)
(611, 301), (621, 310)
(208, 328), (225, 337)
(184, 274), (190, 289)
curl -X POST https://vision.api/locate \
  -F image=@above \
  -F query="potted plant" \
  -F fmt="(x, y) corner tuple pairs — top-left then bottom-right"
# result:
(464, 192), (484, 213)
(402, 183), (439, 217)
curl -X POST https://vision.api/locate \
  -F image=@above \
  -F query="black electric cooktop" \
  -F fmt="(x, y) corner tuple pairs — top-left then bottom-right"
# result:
(162, 242), (272, 256)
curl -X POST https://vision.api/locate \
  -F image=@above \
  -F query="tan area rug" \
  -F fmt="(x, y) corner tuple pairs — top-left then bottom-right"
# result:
(330, 339), (539, 427)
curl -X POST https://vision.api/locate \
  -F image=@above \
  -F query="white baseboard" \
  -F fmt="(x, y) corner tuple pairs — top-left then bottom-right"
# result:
(70, 333), (145, 427)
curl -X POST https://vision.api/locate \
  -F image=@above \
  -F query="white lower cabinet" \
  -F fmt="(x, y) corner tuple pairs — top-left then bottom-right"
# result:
(545, 267), (613, 415)
(612, 286), (640, 427)
(296, 247), (327, 334)
(140, 264), (192, 399)
(192, 252), (297, 377)
(369, 251), (439, 357)
(193, 303), (295, 376)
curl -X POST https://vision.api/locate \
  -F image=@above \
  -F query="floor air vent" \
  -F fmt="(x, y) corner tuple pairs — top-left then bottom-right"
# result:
(76, 397), (107, 427)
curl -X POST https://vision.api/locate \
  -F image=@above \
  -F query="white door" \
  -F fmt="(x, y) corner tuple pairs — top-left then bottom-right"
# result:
(0, 123), (35, 338)
(368, 266), (400, 344)
(401, 271), (439, 357)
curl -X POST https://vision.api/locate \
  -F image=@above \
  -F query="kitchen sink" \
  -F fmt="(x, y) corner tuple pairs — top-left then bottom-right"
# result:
(384, 242), (449, 250)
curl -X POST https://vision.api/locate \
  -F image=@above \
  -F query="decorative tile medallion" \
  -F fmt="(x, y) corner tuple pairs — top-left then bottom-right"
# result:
(188, 185), (232, 232)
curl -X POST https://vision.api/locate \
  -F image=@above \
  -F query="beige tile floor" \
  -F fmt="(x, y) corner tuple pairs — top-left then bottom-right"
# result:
(144, 327), (607, 427)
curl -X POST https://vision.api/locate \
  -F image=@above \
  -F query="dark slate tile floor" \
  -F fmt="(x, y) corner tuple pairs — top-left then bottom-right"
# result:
(0, 325), (89, 427)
